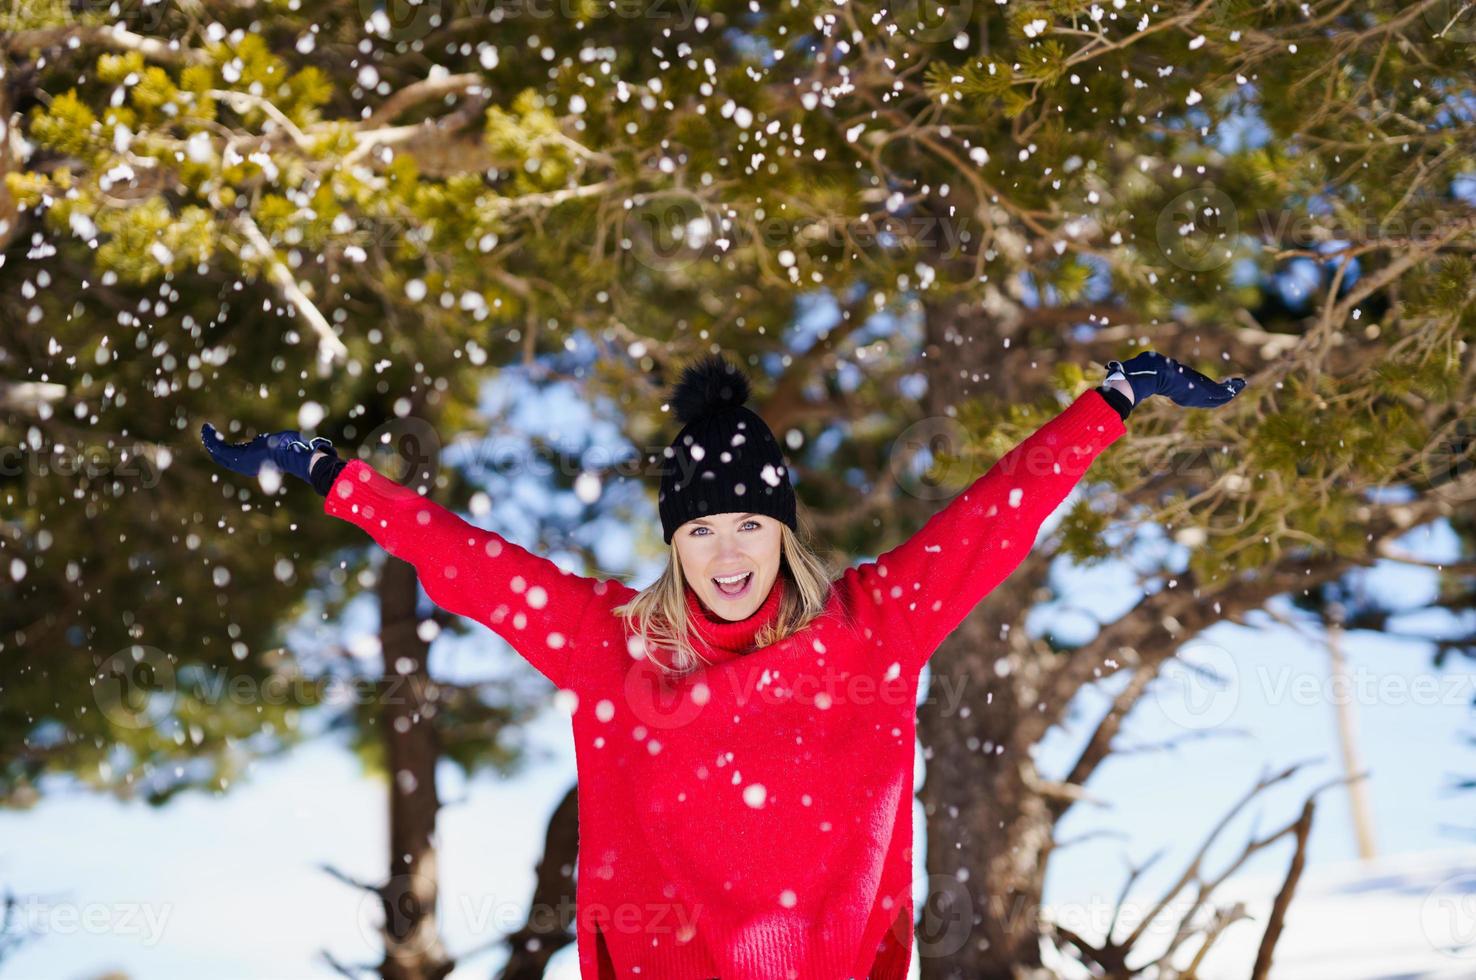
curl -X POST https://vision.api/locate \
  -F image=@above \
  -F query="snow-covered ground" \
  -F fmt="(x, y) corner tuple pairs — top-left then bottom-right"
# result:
(1040, 848), (1476, 979)
(3, 709), (1472, 979)
(1224, 848), (1476, 979)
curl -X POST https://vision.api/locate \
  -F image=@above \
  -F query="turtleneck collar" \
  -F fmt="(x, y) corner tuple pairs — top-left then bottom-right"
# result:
(682, 573), (786, 665)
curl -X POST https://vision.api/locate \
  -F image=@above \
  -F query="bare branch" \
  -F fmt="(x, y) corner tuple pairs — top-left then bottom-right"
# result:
(1053, 660), (1154, 815)
(1021, 761), (1108, 810)
(342, 76), (491, 169)
(233, 213), (350, 365)
(1110, 725), (1255, 758)
(209, 89), (313, 152)
(1149, 772), (1349, 970)
(1029, 489), (1476, 750)
(1250, 798), (1316, 980)
(1107, 849), (1165, 946)
(361, 72), (482, 130)
(319, 863), (380, 896)
(1120, 760), (1316, 950)
(1181, 903), (1255, 976)
(1052, 828), (1131, 852)
(0, 381), (68, 414)
(1376, 540), (1476, 575)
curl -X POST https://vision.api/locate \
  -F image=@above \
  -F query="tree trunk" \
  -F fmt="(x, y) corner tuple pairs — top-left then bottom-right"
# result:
(378, 556), (454, 980)
(914, 299), (1059, 979)
(915, 563), (1058, 980)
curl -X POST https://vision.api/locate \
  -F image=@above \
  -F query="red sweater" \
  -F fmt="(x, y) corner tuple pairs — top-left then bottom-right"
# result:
(323, 389), (1125, 979)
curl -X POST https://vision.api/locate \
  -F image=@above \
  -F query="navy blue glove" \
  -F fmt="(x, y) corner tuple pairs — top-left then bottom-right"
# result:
(200, 423), (339, 489)
(1106, 351), (1247, 409)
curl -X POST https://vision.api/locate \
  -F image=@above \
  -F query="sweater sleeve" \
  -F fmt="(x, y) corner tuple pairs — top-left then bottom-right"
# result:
(838, 388), (1126, 673)
(322, 459), (599, 690)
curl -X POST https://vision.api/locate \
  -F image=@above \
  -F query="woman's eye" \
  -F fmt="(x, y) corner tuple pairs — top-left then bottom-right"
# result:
(690, 521), (757, 535)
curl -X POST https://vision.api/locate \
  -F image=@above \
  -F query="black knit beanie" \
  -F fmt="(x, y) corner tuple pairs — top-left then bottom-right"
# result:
(657, 353), (797, 544)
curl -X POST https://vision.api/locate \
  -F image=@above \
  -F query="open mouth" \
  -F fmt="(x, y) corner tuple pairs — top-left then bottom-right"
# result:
(712, 571), (753, 600)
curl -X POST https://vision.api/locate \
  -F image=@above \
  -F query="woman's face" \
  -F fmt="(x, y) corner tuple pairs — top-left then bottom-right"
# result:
(674, 512), (783, 621)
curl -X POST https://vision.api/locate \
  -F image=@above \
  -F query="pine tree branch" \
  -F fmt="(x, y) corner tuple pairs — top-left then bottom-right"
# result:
(3, 25), (206, 64)
(208, 89), (313, 153)
(1374, 541), (1476, 575)
(233, 212), (350, 365)
(481, 180), (620, 217)
(1056, 0), (1220, 69)
(361, 72), (483, 130)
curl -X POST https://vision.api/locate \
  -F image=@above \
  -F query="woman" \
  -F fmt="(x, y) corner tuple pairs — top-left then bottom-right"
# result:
(201, 351), (1244, 980)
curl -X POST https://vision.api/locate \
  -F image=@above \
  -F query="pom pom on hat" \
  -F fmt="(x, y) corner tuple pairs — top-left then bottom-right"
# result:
(669, 353), (752, 425)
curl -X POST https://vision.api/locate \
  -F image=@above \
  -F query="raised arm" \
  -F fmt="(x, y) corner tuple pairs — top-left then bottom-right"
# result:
(321, 460), (603, 689)
(837, 351), (1247, 674)
(838, 388), (1126, 674)
(198, 420), (602, 689)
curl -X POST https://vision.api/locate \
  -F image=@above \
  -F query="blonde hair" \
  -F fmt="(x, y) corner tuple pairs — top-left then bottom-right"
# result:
(613, 516), (843, 674)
